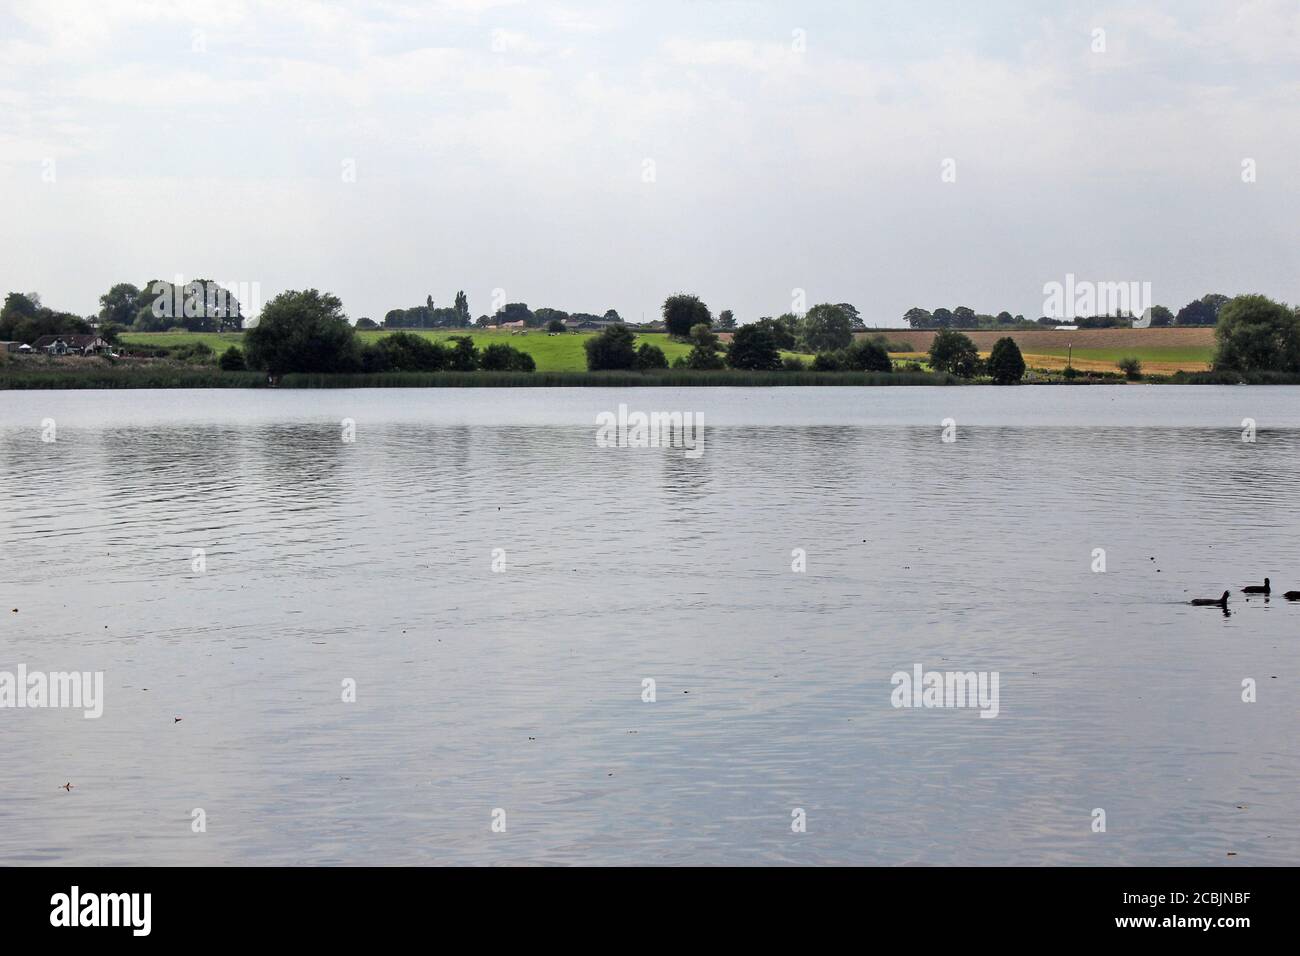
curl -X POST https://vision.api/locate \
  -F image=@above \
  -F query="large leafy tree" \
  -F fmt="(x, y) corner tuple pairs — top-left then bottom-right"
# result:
(904, 307), (932, 328)
(1175, 297), (1218, 326)
(243, 289), (359, 376)
(662, 294), (712, 338)
(928, 328), (980, 377)
(987, 336), (1026, 384)
(98, 283), (141, 327)
(584, 323), (638, 370)
(726, 323), (782, 370)
(837, 303), (865, 330)
(799, 303), (853, 352)
(952, 306), (977, 329)
(1213, 295), (1300, 373)
(1, 291), (90, 342)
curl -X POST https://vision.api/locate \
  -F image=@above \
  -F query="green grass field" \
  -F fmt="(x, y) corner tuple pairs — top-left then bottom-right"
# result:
(116, 328), (1217, 374)
(118, 328), (814, 373)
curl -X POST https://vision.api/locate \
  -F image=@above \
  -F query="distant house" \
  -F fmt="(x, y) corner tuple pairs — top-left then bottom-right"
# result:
(499, 320), (527, 329)
(0, 341), (22, 354)
(1054, 325), (1079, 331)
(565, 317), (620, 332)
(31, 334), (111, 356)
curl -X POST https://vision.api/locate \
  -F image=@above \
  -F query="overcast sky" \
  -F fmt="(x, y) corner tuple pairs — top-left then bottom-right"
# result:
(2, 0), (1297, 326)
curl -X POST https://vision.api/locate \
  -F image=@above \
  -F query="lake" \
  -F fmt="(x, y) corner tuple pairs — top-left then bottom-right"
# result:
(2, 386), (1297, 865)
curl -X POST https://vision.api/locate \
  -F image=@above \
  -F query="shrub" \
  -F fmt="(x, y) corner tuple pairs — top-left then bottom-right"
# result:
(927, 328), (980, 377)
(782, 355), (806, 371)
(634, 342), (668, 370)
(843, 339), (893, 372)
(171, 341), (215, 363)
(726, 323), (782, 370)
(584, 323), (638, 370)
(481, 342), (535, 371)
(364, 331), (450, 372)
(547, 318), (565, 333)
(1117, 356), (1143, 381)
(218, 346), (247, 371)
(446, 335), (480, 371)
(686, 323), (725, 369)
(811, 352), (846, 371)
(987, 337), (1026, 384)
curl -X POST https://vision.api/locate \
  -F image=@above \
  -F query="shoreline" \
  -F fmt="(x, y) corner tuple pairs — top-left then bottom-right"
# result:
(3, 368), (1298, 389)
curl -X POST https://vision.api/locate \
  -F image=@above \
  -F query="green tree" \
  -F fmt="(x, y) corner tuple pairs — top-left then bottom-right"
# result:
(218, 346), (247, 371)
(243, 289), (358, 376)
(726, 323), (782, 370)
(1175, 298), (1217, 326)
(454, 290), (471, 325)
(837, 303), (865, 329)
(481, 342), (535, 371)
(584, 323), (638, 370)
(754, 314), (798, 350)
(634, 342), (668, 370)
(446, 335), (480, 370)
(1145, 305), (1174, 327)
(842, 338), (892, 372)
(904, 307), (932, 328)
(686, 323), (725, 369)
(662, 294), (712, 338)
(717, 309), (736, 330)
(547, 318), (566, 333)
(987, 337), (1026, 384)
(799, 303), (853, 352)
(952, 306), (977, 328)
(931, 307), (954, 329)
(928, 328), (980, 377)
(1213, 295), (1300, 372)
(98, 283), (141, 327)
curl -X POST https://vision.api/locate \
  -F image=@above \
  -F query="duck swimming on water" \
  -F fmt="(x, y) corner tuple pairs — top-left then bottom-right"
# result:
(1191, 591), (1230, 607)
(1284, 590), (1300, 600)
(1242, 578), (1270, 594)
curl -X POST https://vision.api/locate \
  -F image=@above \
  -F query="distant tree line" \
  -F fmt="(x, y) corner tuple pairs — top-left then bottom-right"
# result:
(237, 290), (535, 377)
(903, 293), (1234, 329)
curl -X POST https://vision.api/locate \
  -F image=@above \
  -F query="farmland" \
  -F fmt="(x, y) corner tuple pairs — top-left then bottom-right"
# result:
(106, 324), (1218, 376)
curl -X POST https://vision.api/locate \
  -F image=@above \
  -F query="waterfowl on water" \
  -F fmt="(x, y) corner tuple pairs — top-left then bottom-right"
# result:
(1284, 591), (1300, 600)
(1190, 591), (1230, 607)
(1241, 578), (1270, 594)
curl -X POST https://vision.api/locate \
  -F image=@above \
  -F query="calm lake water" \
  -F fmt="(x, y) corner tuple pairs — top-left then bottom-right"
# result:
(2, 386), (1298, 866)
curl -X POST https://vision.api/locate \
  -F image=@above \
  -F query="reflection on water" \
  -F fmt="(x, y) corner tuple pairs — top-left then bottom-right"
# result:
(1, 387), (1298, 865)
